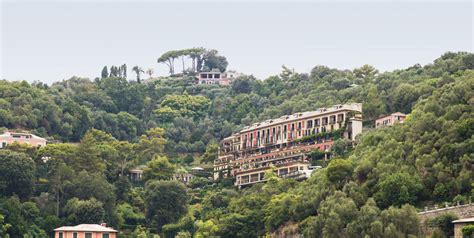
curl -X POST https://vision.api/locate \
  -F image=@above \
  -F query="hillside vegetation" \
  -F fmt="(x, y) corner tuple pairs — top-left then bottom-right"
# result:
(0, 52), (472, 237)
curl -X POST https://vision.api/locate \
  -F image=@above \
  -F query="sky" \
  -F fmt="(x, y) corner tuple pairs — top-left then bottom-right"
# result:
(0, 0), (473, 84)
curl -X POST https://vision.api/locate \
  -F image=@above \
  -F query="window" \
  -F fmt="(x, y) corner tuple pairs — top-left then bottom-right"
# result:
(315, 119), (320, 126)
(103, 234), (110, 238)
(85, 233), (92, 238)
(214, 74), (220, 78)
(322, 117), (328, 125)
(73, 233), (78, 238)
(201, 74), (207, 78)
(59, 232), (63, 238)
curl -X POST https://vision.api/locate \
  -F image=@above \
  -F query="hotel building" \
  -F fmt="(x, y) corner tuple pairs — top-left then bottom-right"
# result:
(214, 103), (363, 187)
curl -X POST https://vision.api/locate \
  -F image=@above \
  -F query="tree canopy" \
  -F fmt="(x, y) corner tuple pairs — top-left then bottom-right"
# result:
(0, 52), (472, 237)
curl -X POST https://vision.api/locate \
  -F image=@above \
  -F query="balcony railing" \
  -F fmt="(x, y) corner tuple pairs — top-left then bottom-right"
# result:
(236, 169), (312, 186)
(279, 170), (309, 179)
(234, 157), (309, 175)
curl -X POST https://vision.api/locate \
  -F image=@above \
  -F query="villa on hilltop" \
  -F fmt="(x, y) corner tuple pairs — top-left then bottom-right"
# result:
(197, 70), (242, 86)
(214, 103), (363, 188)
(0, 130), (47, 149)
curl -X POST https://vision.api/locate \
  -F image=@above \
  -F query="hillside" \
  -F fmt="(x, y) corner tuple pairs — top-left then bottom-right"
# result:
(0, 52), (473, 237)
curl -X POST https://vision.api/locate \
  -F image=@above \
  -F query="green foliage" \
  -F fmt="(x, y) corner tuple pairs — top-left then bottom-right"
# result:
(156, 93), (210, 121)
(326, 159), (353, 188)
(0, 150), (35, 199)
(143, 156), (176, 182)
(130, 225), (159, 238)
(0, 213), (11, 238)
(307, 149), (326, 161)
(145, 180), (188, 231)
(157, 47), (226, 75)
(162, 214), (195, 238)
(195, 219), (219, 238)
(295, 128), (345, 144)
(65, 197), (105, 224)
(375, 172), (423, 208)
(136, 127), (167, 162)
(74, 130), (105, 174)
(116, 202), (145, 228)
(174, 231), (192, 238)
(66, 171), (117, 224)
(201, 142), (218, 164)
(331, 138), (353, 157)
(0, 52), (473, 237)
(189, 177), (210, 189)
(0, 196), (47, 237)
(462, 224), (474, 237)
(427, 213), (458, 237)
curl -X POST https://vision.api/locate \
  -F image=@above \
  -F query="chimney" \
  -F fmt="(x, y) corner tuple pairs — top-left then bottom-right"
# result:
(100, 223), (107, 227)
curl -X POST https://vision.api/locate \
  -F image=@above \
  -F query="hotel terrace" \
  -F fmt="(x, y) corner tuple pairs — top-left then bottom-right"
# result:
(214, 103), (363, 188)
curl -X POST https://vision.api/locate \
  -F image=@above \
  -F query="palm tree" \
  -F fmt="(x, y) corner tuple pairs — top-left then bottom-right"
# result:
(146, 68), (154, 79)
(132, 66), (144, 83)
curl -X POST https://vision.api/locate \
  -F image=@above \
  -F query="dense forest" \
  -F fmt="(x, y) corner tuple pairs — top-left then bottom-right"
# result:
(0, 51), (473, 238)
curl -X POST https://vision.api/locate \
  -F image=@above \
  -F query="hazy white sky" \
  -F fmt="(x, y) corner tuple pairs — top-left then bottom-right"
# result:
(1, 0), (472, 84)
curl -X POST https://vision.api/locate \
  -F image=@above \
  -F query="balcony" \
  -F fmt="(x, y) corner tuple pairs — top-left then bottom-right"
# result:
(235, 162), (313, 186)
(234, 156), (308, 175)
(279, 170), (310, 180)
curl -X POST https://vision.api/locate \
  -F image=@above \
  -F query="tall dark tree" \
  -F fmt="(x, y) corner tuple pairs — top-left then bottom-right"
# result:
(121, 64), (127, 78)
(101, 66), (109, 78)
(132, 66), (144, 83)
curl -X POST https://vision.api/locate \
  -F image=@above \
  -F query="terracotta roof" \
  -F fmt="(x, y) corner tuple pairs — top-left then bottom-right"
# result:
(54, 224), (118, 232)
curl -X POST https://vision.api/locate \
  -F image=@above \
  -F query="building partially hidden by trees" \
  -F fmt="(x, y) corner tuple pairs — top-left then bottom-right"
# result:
(375, 112), (407, 128)
(54, 224), (118, 238)
(197, 70), (242, 86)
(0, 131), (47, 148)
(214, 103), (363, 187)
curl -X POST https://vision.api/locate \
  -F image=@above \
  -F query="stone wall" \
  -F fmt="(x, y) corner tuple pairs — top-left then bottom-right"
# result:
(418, 203), (474, 236)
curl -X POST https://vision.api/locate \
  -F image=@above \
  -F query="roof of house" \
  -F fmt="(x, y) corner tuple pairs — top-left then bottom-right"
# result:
(452, 218), (474, 224)
(129, 164), (146, 173)
(0, 131), (47, 141)
(240, 103), (362, 132)
(54, 224), (118, 232)
(376, 112), (407, 120)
